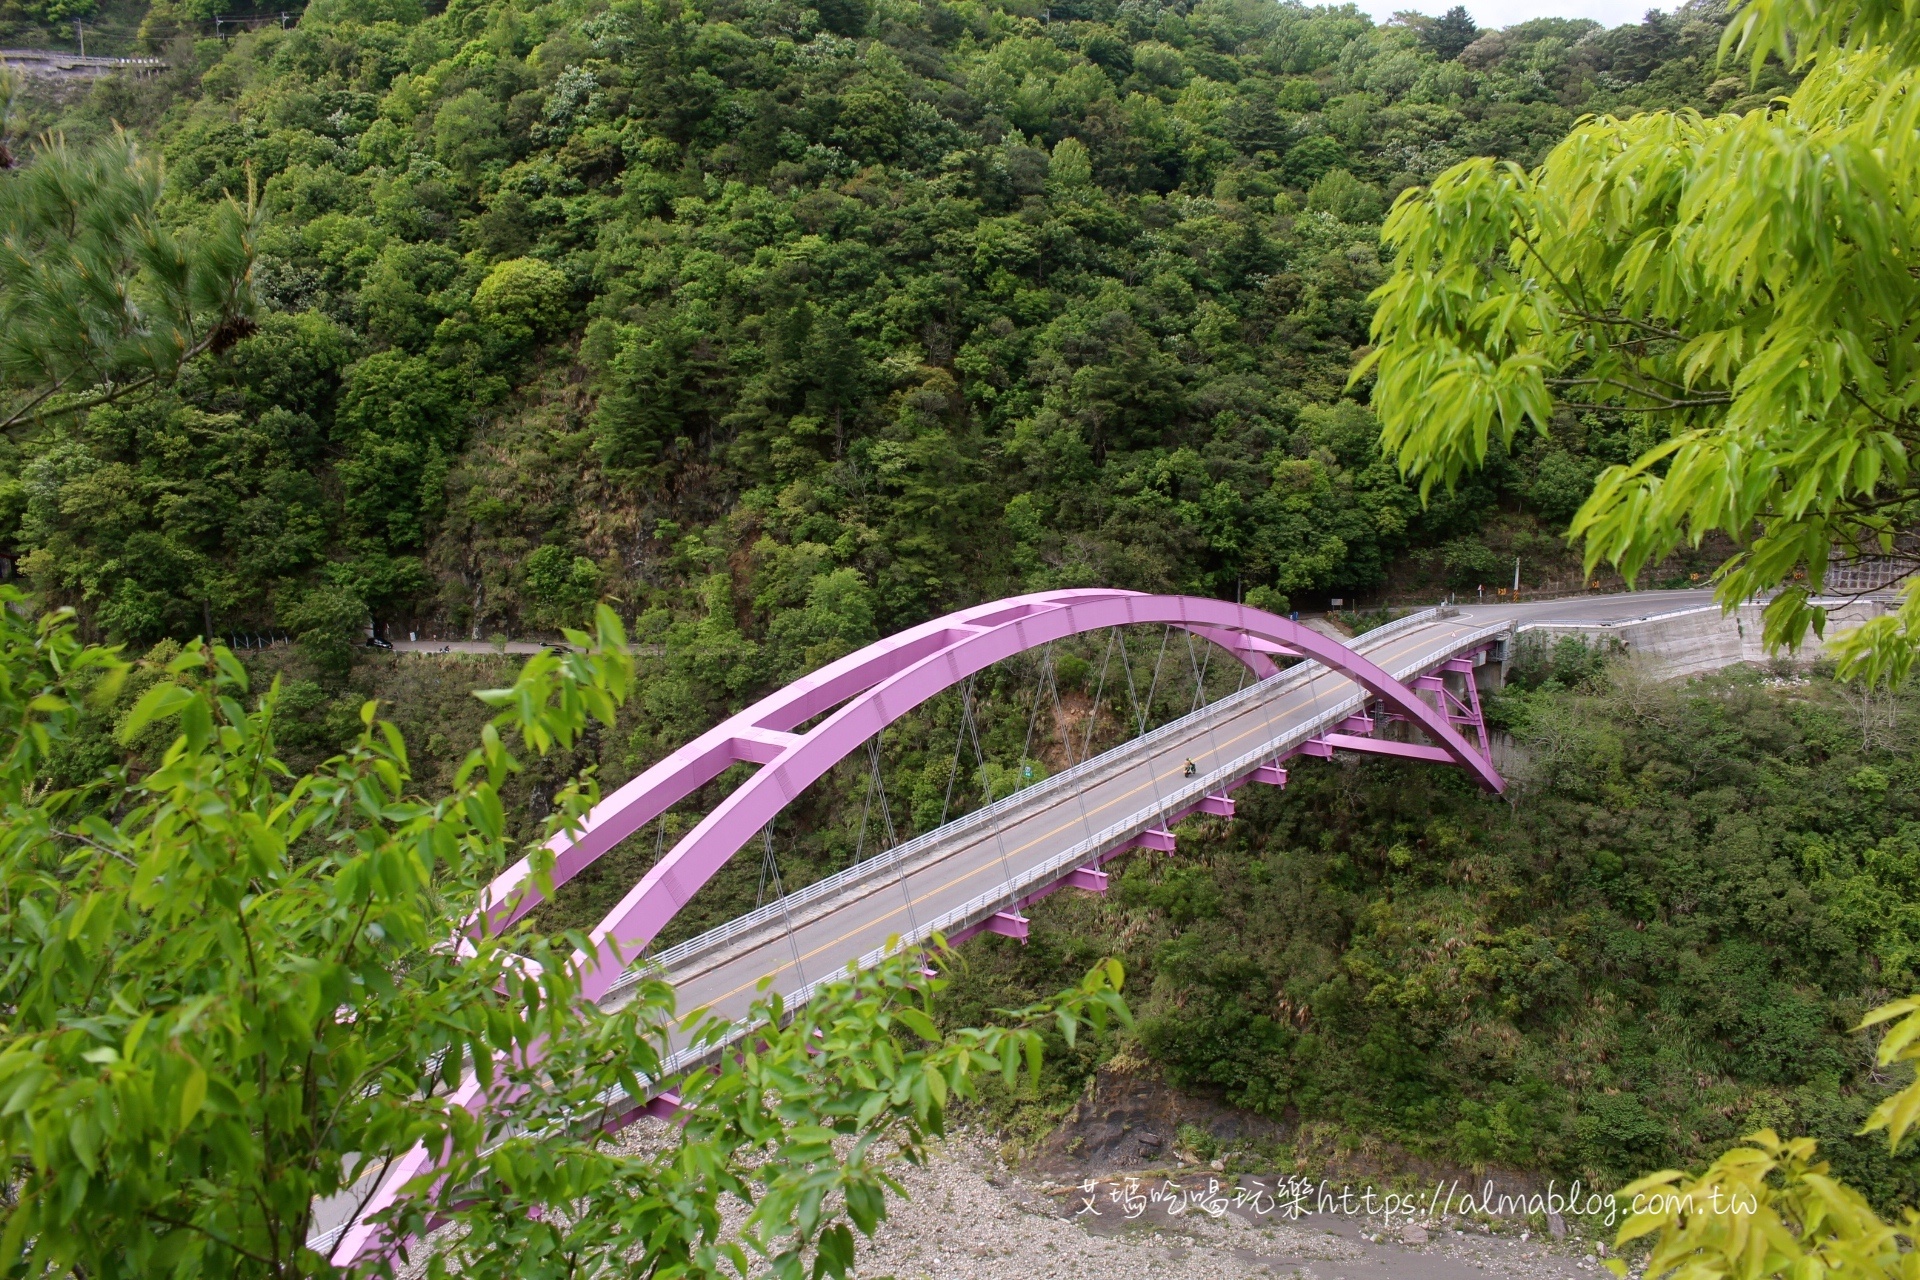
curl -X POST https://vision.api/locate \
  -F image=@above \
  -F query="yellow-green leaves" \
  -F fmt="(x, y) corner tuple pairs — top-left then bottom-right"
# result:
(1365, 20), (1920, 684)
(1858, 995), (1920, 1151)
(473, 603), (634, 754)
(1613, 988), (1920, 1280)
(1613, 1130), (1904, 1280)
(0, 598), (645, 1278)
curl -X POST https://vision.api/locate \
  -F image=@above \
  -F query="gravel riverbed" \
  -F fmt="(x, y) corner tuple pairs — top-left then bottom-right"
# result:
(848, 1133), (1618, 1280)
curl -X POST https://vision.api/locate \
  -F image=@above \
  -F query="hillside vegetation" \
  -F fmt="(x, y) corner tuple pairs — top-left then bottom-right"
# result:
(3, 0), (1764, 665)
(942, 651), (1920, 1207)
(10, 0), (1889, 1220)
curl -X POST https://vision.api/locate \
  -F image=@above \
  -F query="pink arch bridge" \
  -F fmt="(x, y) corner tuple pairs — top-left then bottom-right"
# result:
(482, 589), (1500, 988)
(329, 588), (1506, 1262)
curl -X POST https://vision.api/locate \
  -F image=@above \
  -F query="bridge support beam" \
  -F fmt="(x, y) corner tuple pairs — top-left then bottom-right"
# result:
(1319, 733), (1455, 764)
(1250, 763), (1288, 787)
(1195, 793), (1235, 818)
(1119, 827), (1178, 854)
(983, 910), (1029, 941)
(953, 910), (1031, 944)
(1065, 866), (1110, 893)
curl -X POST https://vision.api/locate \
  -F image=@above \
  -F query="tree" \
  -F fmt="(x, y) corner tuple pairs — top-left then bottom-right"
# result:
(0, 134), (259, 436)
(472, 256), (571, 348)
(0, 595), (1128, 1278)
(1420, 6), (1481, 62)
(1610, 994), (1920, 1280)
(520, 542), (601, 627)
(277, 581), (367, 674)
(1360, 0), (1920, 687)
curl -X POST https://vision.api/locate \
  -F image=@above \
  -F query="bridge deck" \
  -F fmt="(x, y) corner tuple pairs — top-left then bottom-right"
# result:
(617, 607), (1512, 1080)
(312, 590), (1753, 1255)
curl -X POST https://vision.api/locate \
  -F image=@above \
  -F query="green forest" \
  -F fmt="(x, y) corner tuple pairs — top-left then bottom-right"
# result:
(2, 0), (1771, 658)
(12, 0), (1916, 1232)
(945, 648), (1920, 1205)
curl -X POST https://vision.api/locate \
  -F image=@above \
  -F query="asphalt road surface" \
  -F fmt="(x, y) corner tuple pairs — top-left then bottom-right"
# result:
(639, 603), (1533, 1059)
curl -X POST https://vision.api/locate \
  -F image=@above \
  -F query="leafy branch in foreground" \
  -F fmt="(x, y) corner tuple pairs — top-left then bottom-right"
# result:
(1359, 0), (1920, 687)
(408, 950), (1129, 1280)
(1609, 994), (1920, 1280)
(0, 591), (1128, 1279)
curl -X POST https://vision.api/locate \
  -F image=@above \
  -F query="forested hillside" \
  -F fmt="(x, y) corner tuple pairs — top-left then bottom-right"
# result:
(5, 0), (1775, 666)
(945, 655), (1920, 1209)
(11, 0), (1919, 1229)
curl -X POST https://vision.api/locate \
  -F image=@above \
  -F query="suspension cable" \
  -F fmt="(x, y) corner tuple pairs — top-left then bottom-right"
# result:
(872, 735), (899, 848)
(1185, 629), (1214, 714)
(1018, 641), (1054, 788)
(1144, 624), (1171, 729)
(964, 677), (991, 802)
(853, 740), (877, 865)
(938, 674), (975, 827)
(863, 732), (918, 940)
(762, 824), (807, 989)
(1116, 626), (1147, 737)
(958, 672), (1021, 891)
(1079, 629), (1116, 763)
(639, 815), (669, 962)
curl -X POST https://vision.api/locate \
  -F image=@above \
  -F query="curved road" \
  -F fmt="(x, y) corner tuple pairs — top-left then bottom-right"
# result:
(615, 591), (1724, 1078)
(312, 590), (1727, 1255)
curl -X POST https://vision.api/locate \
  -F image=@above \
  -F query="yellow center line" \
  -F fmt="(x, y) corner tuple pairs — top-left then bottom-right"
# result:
(688, 627), (1456, 1011)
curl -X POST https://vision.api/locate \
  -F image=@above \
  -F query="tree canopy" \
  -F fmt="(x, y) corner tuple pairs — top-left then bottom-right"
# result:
(0, 0), (1760, 667)
(1364, 0), (1919, 685)
(0, 132), (258, 435)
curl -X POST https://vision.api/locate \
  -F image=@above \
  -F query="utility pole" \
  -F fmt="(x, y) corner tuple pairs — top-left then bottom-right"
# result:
(75, 18), (84, 55)
(1512, 556), (1521, 597)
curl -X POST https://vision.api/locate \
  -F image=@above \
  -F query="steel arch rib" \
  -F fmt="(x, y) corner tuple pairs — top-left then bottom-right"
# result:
(334, 590), (1497, 1263)
(488, 588), (1500, 1004)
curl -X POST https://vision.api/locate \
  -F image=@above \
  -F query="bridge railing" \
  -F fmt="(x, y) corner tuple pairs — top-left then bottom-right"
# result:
(607, 612), (1452, 1000)
(600, 614), (1511, 1099)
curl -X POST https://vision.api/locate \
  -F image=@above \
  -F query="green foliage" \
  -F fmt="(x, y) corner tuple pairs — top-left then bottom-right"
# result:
(472, 255), (570, 346)
(1, 0), (1737, 651)
(1363, 0), (1918, 685)
(945, 666), (1920, 1201)
(1306, 167), (1383, 224)
(278, 581), (366, 674)
(1607, 992), (1920, 1280)
(1420, 6), (1482, 63)
(520, 541), (600, 627)
(0, 593), (1130, 1278)
(426, 954), (1130, 1280)
(0, 134), (258, 435)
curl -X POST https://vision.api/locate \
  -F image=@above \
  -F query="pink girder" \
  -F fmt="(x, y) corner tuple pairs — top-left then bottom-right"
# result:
(332, 589), (1499, 1264)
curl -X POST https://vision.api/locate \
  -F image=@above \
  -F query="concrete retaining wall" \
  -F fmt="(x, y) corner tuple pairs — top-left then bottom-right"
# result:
(1517, 598), (1895, 679)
